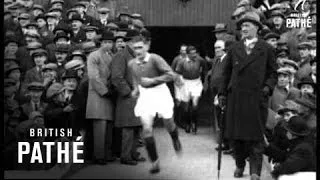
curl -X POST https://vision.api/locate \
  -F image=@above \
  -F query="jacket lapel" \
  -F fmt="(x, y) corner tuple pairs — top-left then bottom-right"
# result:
(238, 39), (263, 72)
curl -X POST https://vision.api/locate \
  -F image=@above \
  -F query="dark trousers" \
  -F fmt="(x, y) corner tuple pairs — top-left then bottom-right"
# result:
(92, 119), (113, 160)
(112, 127), (122, 158)
(121, 127), (140, 160)
(233, 140), (264, 176)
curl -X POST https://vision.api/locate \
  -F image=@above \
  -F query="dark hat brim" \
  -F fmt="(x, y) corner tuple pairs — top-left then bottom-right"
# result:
(283, 123), (310, 136)
(212, 28), (228, 33)
(277, 107), (298, 115)
(54, 35), (70, 42)
(297, 81), (315, 89)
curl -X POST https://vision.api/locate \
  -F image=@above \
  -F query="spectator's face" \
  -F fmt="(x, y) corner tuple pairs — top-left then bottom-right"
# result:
(76, 6), (86, 14)
(133, 41), (147, 59)
(115, 38), (126, 51)
(272, 16), (284, 28)
(311, 62), (316, 74)
(29, 90), (42, 102)
(101, 40), (114, 51)
(34, 117), (44, 126)
(120, 15), (130, 22)
(5, 42), (19, 55)
(55, 52), (68, 63)
(47, 17), (58, 25)
(55, 37), (68, 45)
(85, 30), (97, 40)
(8, 69), (21, 82)
(37, 18), (46, 28)
(32, 9), (43, 17)
(19, 19), (30, 27)
(63, 78), (78, 90)
(72, 20), (82, 29)
(27, 25), (38, 32)
(98, 12), (109, 20)
(214, 42), (225, 57)
(298, 48), (310, 58)
(240, 22), (258, 39)
(277, 73), (290, 87)
(188, 50), (198, 59)
(301, 84), (314, 94)
(43, 69), (57, 79)
(266, 38), (278, 49)
(283, 111), (297, 122)
(4, 85), (17, 97)
(180, 46), (187, 56)
(34, 55), (47, 66)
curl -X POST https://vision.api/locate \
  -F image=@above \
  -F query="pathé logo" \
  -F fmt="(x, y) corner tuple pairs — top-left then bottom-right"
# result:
(294, 0), (307, 11)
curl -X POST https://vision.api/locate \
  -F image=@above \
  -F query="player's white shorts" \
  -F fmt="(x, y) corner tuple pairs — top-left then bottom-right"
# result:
(180, 77), (203, 102)
(134, 83), (174, 119)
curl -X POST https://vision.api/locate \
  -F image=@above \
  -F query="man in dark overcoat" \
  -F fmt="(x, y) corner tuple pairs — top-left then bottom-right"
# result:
(111, 29), (145, 165)
(218, 11), (277, 180)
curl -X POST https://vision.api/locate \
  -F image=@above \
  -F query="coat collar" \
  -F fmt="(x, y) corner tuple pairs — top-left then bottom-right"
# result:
(237, 38), (264, 72)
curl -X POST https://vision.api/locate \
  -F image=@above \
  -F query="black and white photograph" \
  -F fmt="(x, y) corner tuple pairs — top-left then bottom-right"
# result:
(3, 0), (318, 179)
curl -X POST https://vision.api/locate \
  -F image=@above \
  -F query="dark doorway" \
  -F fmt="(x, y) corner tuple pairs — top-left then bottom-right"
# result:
(147, 26), (215, 127)
(147, 26), (216, 63)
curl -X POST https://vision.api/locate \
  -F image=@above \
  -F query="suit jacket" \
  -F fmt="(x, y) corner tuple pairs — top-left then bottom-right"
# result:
(220, 39), (277, 140)
(71, 28), (87, 44)
(111, 46), (141, 127)
(269, 85), (300, 112)
(86, 48), (114, 120)
(21, 101), (47, 117)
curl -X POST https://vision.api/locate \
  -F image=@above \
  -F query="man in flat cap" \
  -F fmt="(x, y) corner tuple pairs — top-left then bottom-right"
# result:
(218, 11), (277, 180)
(264, 32), (280, 49)
(70, 14), (87, 44)
(23, 49), (48, 86)
(269, 10), (288, 35)
(84, 25), (99, 42)
(31, 4), (45, 20)
(97, 7), (111, 28)
(73, 2), (95, 26)
(42, 63), (59, 97)
(21, 82), (47, 117)
(269, 68), (300, 112)
(296, 41), (313, 80)
(55, 44), (70, 78)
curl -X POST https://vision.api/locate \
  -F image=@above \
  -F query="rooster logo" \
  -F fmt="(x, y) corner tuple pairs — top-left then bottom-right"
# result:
(294, 0), (307, 11)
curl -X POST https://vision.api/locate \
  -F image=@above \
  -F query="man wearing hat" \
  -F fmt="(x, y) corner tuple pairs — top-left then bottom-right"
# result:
(5, 36), (20, 59)
(42, 63), (59, 94)
(23, 49), (48, 87)
(84, 25), (99, 42)
(86, 30), (117, 165)
(54, 44), (70, 78)
(73, 2), (95, 26)
(264, 32), (280, 49)
(45, 12), (59, 33)
(269, 67), (300, 112)
(270, 10), (287, 35)
(70, 14), (87, 44)
(113, 31), (126, 52)
(294, 93), (316, 131)
(297, 76), (315, 97)
(21, 82), (47, 117)
(97, 7), (111, 28)
(111, 29), (147, 165)
(296, 41), (313, 80)
(218, 11), (277, 179)
(18, 13), (31, 34)
(50, 0), (65, 9)
(269, 116), (316, 179)
(31, 4), (44, 19)
(44, 83), (75, 140)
